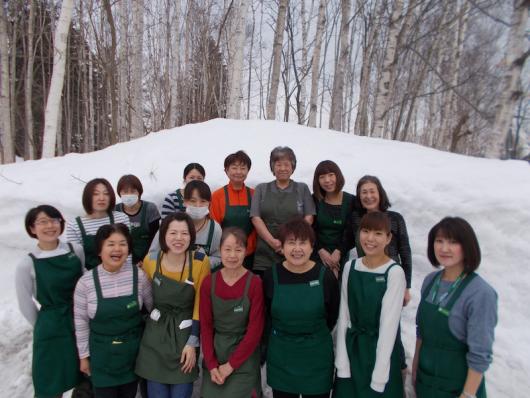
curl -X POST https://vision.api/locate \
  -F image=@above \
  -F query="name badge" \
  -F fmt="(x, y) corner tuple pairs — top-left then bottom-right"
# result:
(126, 300), (138, 309)
(150, 308), (161, 321)
(154, 277), (162, 286)
(309, 280), (320, 287)
(332, 220), (343, 225)
(234, 305), (244, 313)
(375, 276), (386, 283)
(185, 279), (195, 286)
(438, 307), (450, 317)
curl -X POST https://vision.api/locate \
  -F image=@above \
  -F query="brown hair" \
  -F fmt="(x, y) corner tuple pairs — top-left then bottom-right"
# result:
(278, 217), (316, 246)
(184, 180), (212, 201)
(312, 160), (345, 201)
(82, 178), (116, 214)
(224, 150), (252, 170)
(117, 174), (144, 197)
(356, 175), (391, 212)
(159, 212), (196, 253)
(220, 227), (248, 248)
(95, 223), (132, 256)
(427, 217), (481, 273)
(359, 211), (391, 234)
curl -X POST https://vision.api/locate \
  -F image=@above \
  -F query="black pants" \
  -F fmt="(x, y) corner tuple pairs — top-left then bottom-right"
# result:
(93, 380), (138, 398)
(272, 390), (330, 398)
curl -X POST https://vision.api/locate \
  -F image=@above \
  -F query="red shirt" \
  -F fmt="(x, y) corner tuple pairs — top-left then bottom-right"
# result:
(199, 271), (264, 370)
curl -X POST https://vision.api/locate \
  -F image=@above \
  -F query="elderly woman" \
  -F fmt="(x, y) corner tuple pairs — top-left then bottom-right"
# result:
(251, 147), (316, 275)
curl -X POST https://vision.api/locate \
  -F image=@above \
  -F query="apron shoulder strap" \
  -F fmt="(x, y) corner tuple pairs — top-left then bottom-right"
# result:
(245, 186), (252, 204)
(132, 263), (138, 299)
(223, 185), (230, 206)
(272, 263), (279, 286)
(187, 250), (195, 282)
(109, 212), (115, 224)
(243, 271), (252, 297)
(67, 242), (75, 253)
(211, 270), (217, 297)
(176, 189), (184, 209)
(140, 201), (148, 226)
(318, 263), (326, 283)
(155, 251), (163, 275)
(92, 267), (103, 300)
(423, 271), (443, 300)
(445, 272), (477, 311)
(76, 216), (87, 238)
(28, 252), (36, 261)
(384, 262), (400, 285)
(116, 203), (123, 212)
(205, 219), (215, 252)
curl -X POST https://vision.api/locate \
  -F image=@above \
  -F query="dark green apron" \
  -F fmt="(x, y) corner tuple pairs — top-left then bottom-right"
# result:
(267, 263), (334, 395)
(175, 189), (185, 212)
(253, 182), (299, 272)
(202, 271), (261, 398)
(116, 201), (151, 264)
(195, 219), (215, 256)
(314, 192), (352, 264)
(89, 265), (143, 388)
(333, 261), (403, 398)
(135, 251), (199, 384)
(416, 272), (486, 398)
(31, 244), (83, 397)
(76, 213), (115, 270)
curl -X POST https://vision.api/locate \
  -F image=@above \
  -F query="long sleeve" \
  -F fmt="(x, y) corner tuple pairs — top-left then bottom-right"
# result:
(323, 267), (340, 330)
(66, 219), (82, 244)
(334, 261), (352, 378)
(228, 277), (264, 369)
(139, 267), (153, 312)
(393, 212), (412, 288)
(371, 265), (406, 392)
(199, 275), (217, 370)
(73, 275), (91, 359)
(161, 192), (177, 218)
(15, 256), (38, 326)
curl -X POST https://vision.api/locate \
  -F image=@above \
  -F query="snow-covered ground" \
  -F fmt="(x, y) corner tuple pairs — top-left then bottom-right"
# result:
(0, 119), (528, 397)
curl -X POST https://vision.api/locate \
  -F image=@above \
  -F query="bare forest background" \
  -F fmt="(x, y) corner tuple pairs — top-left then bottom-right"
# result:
(0, 0), (528, 164)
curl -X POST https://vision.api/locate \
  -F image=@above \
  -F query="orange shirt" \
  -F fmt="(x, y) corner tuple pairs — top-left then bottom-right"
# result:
(210, 182), (257, 255)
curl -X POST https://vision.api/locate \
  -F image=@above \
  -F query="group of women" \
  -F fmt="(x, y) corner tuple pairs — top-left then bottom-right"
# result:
(16, 147), (498, 398)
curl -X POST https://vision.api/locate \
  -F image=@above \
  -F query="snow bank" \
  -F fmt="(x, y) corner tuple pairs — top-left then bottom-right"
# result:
(1, 119), (528, 397)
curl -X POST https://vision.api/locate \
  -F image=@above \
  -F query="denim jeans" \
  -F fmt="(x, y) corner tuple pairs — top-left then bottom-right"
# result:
(146, 380), (193, 398)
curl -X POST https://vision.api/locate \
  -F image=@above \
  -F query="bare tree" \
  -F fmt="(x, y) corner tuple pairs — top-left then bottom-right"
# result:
(308, 0), (327, 127)
(25, 0), (36, 159)
(42, 0), (74, 158)
(129, 0), (144, 138)
(0, 1), (13, 163)
(169, 0), (181, 127)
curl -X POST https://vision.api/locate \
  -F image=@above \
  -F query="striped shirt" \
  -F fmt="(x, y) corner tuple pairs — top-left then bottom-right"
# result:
(66, 211), (131, 243)
(73, 262), (153, 358)
(161, 189), (185, 219)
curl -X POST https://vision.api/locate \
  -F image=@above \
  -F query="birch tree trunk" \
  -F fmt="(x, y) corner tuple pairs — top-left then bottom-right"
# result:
(170, 0), (181, 126)
(266, 0), (288, 120)
(328, 0), (351, 131)
(227, 0), (250, 119)
(307, 0), (327, 127)
(487, 0), (530, 158)
(129, 0), (144, 139)
(0, 1), (14, 163)
(298, 0), (308, 123)
(42, 0), (74, 158)
(25, 0), (36, 159)
(118, 0), (129, 142)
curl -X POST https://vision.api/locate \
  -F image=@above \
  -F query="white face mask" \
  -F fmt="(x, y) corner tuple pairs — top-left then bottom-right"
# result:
(186, 205), (209, 220)
(121, 194), (139, 207)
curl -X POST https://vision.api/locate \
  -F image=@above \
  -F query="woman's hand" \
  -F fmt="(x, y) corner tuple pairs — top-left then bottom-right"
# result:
(318, 248), (333, 267)
(210, 368), (224, 385)
(219, 362), (234, 381)
(403, 289), (411, 306)
(80, 357), (91, 376)
(269, 238), (282, 253)
(180, 345), (196, 373)
(330, 249), (341, 268)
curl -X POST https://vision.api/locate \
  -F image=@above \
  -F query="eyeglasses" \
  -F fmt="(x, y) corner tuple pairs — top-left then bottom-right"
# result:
(34, 218), (61, 226)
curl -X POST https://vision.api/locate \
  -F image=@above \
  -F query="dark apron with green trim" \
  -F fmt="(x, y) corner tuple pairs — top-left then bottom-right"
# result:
(116, 202), (151, 264)
(175, 189), (185, 212)
(202, 272), (261, 398)
(416, 272), (486, 398)
(253, 183), (299, 272)
(195, 219), (215, 256)
(89, 265), (142, 388)
(314, 192), (352, 265)
(31, 244), (83, 397)
(76, 213), (115, 270)
(135, 251), (199, 384)
(267, 264), (334, 395)
(333, 261), (403, 398)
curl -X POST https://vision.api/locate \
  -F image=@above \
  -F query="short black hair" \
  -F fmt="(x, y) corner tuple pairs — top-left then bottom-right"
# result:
(25, 205), (65, 239)
(82, 178), (116, 214)
(278, 217), (315, 247)
(184, 180), (212, 201)
(224, 150), (252, 170)
(312, 160), (345, 201)
(427, 216), (481, 273)
(183, 163), (206, 180)
(356, 175), (391, 212)
(159, 212), (196, 253)
(117, 174), (143, 197)
(95, 223), (133, 256)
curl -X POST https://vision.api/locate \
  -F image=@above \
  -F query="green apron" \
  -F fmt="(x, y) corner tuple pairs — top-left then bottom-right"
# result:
(314, 192), (352, 264)
(135, 251), (199, 384)
(253, 182), (299, 272)
(333, 261), (403, 398)
(31, 244), (83, 397)
(202, 271), (261, 398)
(416, 272), (486, 398)
(195, 219), (215, 256)
(174, 189), (185, 212)
(116, 201), (151, 264)
(267, 263), (334, 395)
(76, 213), (115, 270)
(89, 265), (143, 388)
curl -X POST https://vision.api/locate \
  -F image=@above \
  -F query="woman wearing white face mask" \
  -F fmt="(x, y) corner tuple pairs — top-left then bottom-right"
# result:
(116, 175), (161, 265)
(149, 180), (222, 269)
